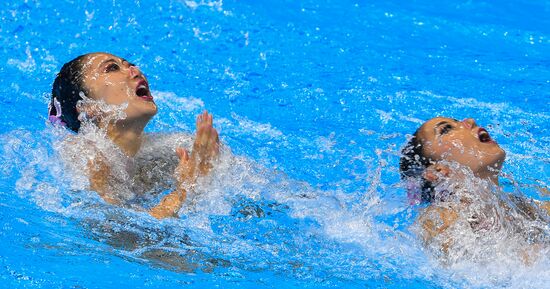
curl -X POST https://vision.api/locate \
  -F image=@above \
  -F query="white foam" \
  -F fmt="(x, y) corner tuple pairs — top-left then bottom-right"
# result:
(7, 46), (36, 72)
(152, 91), (205, 112)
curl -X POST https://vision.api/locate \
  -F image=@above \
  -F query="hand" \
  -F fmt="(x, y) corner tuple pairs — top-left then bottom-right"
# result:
(174, 147), (195, 191)
(191, 110), (220, 176)
(173, 111), (220, 192)
(88, 151), (121, 205)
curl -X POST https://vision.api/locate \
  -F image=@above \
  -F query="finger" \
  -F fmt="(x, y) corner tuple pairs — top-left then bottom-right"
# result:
(176, 147), (190, 161)
(208, 130), (220, 155)
(210, 127), (219, 143)
(197, 112), (204, 123)
(213, 142), (220, 154)
(182, 149), (189, 161)
(207, 113), (213, 126)
(201, 111), (208, 126)
(201, 127), (214, 146)
(197, 111), (207, 126)
(176, 147), (184, 158)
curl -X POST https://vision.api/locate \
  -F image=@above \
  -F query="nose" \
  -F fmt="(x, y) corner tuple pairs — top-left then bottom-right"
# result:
(129, 66), (141, 78)
(462, 118), (477, 129)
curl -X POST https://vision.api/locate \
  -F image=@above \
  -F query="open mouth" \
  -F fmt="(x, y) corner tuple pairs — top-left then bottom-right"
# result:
(478, 128), (494, 143)
(135, 80), (153, 101)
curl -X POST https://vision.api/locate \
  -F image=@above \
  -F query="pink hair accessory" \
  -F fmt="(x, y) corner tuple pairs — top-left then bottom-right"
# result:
(48, 97), (66, 126)
(406, 179), (422, 205)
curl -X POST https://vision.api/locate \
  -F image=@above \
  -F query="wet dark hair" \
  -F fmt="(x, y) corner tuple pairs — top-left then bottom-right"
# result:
(49, 53), (90, 132)
(399, 129), (435, 203)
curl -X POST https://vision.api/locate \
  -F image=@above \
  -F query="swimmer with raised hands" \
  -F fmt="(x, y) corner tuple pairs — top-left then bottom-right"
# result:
(49, 52), (219, 219)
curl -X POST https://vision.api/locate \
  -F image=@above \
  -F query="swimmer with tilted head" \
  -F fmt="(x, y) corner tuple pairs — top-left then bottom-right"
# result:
(400, 117), (549, 260)
(49, 52), (219, 219)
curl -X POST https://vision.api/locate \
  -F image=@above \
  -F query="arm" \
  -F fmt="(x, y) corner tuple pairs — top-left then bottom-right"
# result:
(90, 111), (220, 219)
(88, 154), (121, 205)
(149, 189), (186, 219)
(417, 205), (459, 253)
(535, 186), (550, 215)
(149, 111), (220, 220)
(533, 200), (550, 216)
(149, 147), (192, 219)
(542, 202), (550, 215)
(88, 151), (187, 219)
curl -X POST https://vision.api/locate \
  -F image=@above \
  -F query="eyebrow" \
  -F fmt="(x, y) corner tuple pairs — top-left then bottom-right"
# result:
(434, 121), (450, 132)
(99, 58), (135, 70)
(100, 58), (117, 67)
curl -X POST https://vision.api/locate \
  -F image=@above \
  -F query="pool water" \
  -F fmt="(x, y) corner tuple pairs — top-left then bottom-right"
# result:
(0, 0), (549, 288)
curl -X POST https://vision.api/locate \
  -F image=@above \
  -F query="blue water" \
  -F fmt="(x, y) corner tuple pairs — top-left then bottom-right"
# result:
(1, 0), (549, 288)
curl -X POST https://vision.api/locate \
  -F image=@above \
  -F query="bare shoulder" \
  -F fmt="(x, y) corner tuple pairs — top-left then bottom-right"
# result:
(417, 204), (459, 241)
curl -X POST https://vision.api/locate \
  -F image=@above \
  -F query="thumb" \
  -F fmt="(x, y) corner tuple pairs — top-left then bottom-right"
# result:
(176, 147), (190, 161)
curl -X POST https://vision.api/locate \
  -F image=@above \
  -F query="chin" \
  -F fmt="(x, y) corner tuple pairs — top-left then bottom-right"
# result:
(137, 101), (158, 114)
(494, 147), (506, 165)
(124, 106), (158, 123)
(485, 153), (505, 172)
(145, 104), (158, 116)
(143, 108), (158, 120)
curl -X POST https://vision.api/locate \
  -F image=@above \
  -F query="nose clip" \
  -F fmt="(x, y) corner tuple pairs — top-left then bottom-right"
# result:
(462, 118), (476, 129)
(129, 66), (140, 78)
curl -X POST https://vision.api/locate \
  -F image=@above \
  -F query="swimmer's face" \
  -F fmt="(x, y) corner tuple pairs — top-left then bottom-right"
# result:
(417, 117), (506, 175)
(79, 52), (157, 123)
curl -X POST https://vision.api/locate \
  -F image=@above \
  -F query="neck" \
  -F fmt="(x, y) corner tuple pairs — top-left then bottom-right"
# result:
(475, 169), (500, 186)
(105, 120), (147, 157)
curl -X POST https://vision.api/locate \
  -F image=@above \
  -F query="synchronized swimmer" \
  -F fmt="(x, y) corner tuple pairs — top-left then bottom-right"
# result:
(49, 52), (219, 219)
(49, 52), (549, 263)
(400, 117), (549, 260)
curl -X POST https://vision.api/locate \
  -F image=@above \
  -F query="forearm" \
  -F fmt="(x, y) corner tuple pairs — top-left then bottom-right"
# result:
(149, 190), (187, 219)
(537, 201), (550, 216)
(88, 158), (121, 205)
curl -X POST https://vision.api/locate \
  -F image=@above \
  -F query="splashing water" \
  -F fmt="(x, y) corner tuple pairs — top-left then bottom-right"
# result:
(6, 101), (548, 288)
(1, 0), (549, 288)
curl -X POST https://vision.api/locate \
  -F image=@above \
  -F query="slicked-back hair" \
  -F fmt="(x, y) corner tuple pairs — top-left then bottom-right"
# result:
(399, 130), (435, 203)
(50, 54), (90, 132)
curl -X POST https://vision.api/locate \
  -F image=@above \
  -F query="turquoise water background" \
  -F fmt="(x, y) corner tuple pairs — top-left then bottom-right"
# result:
(0, 0), (549, 288)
